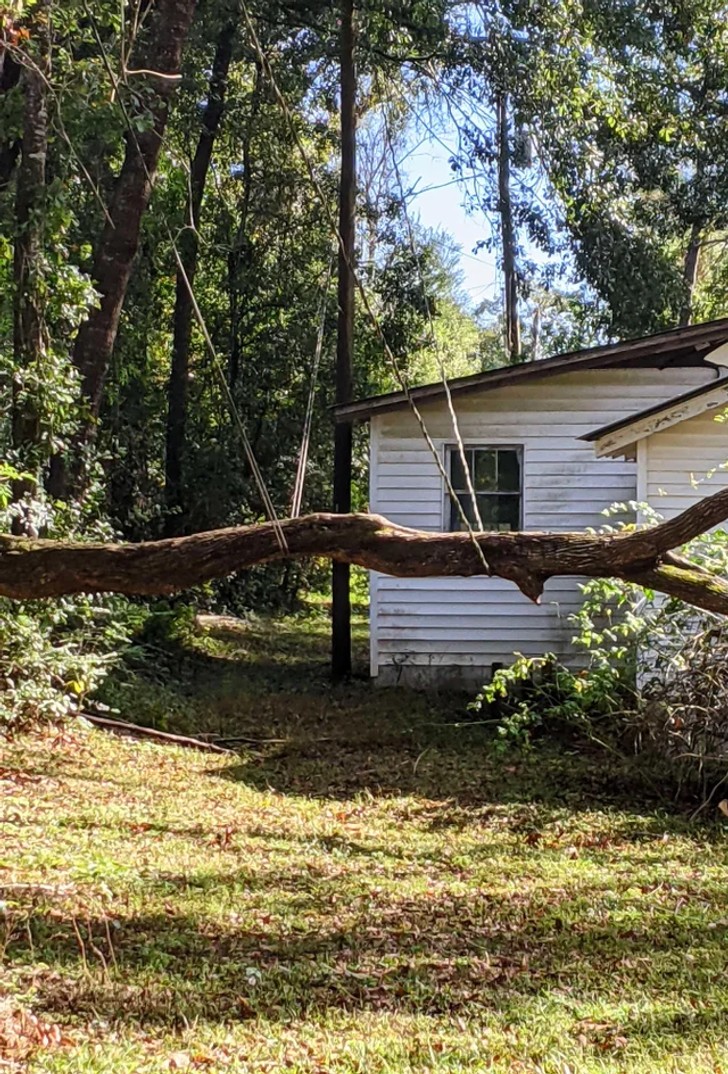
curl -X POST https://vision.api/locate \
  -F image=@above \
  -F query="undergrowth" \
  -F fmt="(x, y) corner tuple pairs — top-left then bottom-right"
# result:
(0, 465), (147, 733)
(471, 507), (728, 803)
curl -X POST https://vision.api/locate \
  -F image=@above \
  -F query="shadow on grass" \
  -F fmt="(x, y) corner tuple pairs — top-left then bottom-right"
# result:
(216, 737), (682, 813)
(94, 614), (714, 819)
(9, 882), (728, 1038)
(19, 709), (686, 818)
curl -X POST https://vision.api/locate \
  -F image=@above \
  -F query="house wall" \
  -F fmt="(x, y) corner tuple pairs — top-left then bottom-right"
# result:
(644, 406), (728, 517)
(369, 366), (715, 686)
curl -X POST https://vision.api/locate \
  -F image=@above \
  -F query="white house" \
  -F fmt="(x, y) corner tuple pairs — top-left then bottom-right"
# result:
(335, 318), (728, 686)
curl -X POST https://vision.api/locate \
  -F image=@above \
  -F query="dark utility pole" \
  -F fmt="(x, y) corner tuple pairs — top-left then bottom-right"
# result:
(332, 0), (356, 680)
(496, 93), (521, 364)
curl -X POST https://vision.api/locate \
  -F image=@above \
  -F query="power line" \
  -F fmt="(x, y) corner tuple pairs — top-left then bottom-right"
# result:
(81, 0), (287, 551)
(382, 109), (485, 534)
(291, 254), (334, 518)
(239, 0), (491, 570)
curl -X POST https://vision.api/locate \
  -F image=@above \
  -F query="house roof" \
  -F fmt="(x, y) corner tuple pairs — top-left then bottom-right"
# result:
(335, 316), (728, 423)
(582, 374), (728, 458)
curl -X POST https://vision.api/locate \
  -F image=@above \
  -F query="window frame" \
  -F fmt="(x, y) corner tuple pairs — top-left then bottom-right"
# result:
(443, 442), (524, 533)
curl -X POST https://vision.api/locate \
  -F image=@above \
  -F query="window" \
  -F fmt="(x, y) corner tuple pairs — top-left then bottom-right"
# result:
(447, 445), (522, 532)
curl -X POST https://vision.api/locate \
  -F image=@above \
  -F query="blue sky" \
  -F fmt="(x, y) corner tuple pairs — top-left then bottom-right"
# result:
(401, 133), (500, 310)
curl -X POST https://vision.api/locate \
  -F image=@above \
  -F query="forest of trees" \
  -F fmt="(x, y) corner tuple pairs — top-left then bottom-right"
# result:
(2, 0), (728, 646)
(7, 8), (728, 1064)
(3, 0), (728, 555)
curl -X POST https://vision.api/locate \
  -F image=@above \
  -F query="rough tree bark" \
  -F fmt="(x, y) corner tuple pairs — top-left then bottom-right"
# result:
(11, 2), (49, 533)
(70, 0), (198, 427)
(496, 93), (521, 364)
(3, 488), (728, 614)
(165, 0), (240, 533)
(680, 220), (703, 327)
(46, 0), (198, 500)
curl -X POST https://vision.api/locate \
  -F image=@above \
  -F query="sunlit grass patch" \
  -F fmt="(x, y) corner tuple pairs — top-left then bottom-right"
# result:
(2, 615), (728, 1072)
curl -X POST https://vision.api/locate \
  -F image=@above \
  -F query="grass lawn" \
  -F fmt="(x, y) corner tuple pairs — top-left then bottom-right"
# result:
(2, 613), (728, 1072)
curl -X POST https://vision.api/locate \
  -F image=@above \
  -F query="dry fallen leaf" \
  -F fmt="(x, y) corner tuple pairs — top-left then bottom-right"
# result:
(717, 799), (728, 817)
(168, 1052), (191, 1070)
(0, 1002), (72, 1061)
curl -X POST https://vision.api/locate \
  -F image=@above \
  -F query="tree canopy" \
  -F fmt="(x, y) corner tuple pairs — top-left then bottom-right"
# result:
(1, 0), (728, 609)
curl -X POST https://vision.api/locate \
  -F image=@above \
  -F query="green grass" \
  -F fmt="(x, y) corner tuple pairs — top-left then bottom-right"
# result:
(2, 613), (728, 1072)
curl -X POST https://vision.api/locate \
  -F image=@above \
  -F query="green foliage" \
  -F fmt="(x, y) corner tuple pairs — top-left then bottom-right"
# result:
(471, 651), (631, 755)
(0, 465), (144, 733)
(0, 594), (136, 732)
(439, 0), (728, 340)
(471, 505), (728, 798)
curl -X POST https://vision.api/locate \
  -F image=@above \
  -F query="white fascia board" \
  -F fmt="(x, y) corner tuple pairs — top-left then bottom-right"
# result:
(594, 380), (728, 459)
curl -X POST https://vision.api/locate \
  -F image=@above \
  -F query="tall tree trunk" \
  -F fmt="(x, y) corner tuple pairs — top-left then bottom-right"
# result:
(48, 0), (197, 499)
(331, 0), (356, 681)
(227, 61), (262, 392)
(165, 2), (239, 534)
(11, 4), (49, 534)
(681, 220), (702, 327)
(496, 93), (521, 364)
(73, 0), (197, 418)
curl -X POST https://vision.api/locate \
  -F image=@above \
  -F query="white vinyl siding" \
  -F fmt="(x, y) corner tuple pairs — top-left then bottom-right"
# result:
(645, 407), (728, 518)
(369, 366), (715, 683)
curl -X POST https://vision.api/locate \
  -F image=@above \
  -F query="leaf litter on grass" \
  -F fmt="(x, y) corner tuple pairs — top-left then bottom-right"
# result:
(3, 615), (728, 1072)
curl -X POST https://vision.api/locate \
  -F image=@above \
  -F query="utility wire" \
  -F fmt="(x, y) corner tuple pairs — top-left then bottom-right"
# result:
(291, 255), (334, 518)
(240, 1), (490, 570)
(383, 110), (484, 532)
(82, 0), (287, 551)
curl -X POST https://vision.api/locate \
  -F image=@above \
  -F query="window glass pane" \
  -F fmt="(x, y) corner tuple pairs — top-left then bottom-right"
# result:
(450, 450), (468, 490)
(450, 493), (482, 530)
(496, 494), (521, 531)
(475, 495), (498, 529)
(497, 449), (520, 492)
(473, 450), (497, 491)
(451, 493), (520, 532)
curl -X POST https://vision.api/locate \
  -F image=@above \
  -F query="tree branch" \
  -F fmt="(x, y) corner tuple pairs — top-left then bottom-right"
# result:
(621, 485), (728, 557)
(2, 486), (728, 614)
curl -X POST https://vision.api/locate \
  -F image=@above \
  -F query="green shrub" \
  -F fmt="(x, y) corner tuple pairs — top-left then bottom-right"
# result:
(0, 465), (145, 733)
(0, 595), (143, 731)
(471, 503), (728, 799)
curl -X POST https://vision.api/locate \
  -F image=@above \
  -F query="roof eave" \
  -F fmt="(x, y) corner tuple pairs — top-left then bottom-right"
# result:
(335, 317), (728, 424)
(583, 375), (728, 458)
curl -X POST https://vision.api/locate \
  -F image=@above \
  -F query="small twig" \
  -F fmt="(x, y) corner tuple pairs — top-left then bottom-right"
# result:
(124, 67), (182, 79)
(0, 882), (75, 895)
(413, 746), (432, 774)
(84, 917), (110, 981)
(690, 767), (728, 820)
(70, 917), (89, 977)
(212, 735), (308, 745)
(0, 911), (19, 962)
(103, 915), (118, 969)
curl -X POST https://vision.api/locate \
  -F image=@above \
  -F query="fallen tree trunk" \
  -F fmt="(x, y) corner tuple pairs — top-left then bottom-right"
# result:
(2, 488), (728, 612)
